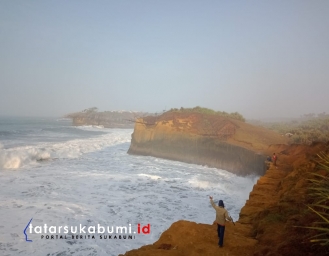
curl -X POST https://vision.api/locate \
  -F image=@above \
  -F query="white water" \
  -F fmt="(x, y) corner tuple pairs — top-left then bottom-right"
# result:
(0, 130), (129, 169)
(0, 118), (258, 256)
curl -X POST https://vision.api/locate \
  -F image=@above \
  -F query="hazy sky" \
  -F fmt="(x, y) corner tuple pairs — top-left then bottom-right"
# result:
(0, 1), (328, 119)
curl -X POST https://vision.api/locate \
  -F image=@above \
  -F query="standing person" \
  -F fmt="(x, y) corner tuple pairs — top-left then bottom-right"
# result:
(209, 196), (233, 247)
(272, 153), (277, 167)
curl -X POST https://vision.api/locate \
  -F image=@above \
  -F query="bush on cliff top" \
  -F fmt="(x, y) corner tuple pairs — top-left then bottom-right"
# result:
(169, 106), (245, 122)
(307, 152), (329, 247)
(256, 113), (329, 144)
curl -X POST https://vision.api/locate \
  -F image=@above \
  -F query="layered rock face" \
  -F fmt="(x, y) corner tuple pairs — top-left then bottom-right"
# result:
(128, 112), (287, 176)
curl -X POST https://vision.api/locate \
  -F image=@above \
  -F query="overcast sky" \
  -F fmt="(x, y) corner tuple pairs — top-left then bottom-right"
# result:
(0, 1), (328, 119)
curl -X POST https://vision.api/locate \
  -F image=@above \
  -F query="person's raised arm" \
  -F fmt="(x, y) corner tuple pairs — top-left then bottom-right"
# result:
(209, 196), (216, 209)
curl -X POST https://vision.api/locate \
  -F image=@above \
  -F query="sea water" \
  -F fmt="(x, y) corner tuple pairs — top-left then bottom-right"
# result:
(0, 117), (258, 256)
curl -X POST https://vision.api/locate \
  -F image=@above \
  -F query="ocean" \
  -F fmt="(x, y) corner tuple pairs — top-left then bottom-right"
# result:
(0, 117), (258, 256)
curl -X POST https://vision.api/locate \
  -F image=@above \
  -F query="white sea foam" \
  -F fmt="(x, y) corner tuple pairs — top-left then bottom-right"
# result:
(0, 148), (51, 169)
(0, 129), (131, 169)
(74, 125), (105, 131)
(138, 173), (162, 180)
(0, 127), (258, 256)
(188, 178), (213, 189)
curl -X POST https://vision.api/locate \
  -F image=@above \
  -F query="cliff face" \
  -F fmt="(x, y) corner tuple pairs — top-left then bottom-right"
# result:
(121, 143), (329, 256)
(128, 112), (287, 176)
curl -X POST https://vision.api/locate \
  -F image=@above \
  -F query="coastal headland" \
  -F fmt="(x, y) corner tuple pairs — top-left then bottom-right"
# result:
(128, 109), (287, 176)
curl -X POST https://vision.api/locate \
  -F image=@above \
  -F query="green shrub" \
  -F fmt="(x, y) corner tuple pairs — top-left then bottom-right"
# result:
(168, 106), (245, 122)
(306, 152), (329, 246)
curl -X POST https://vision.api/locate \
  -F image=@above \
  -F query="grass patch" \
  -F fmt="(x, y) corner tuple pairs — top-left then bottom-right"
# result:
(168, 106), (245, 122)
(306, 152), (329, 246)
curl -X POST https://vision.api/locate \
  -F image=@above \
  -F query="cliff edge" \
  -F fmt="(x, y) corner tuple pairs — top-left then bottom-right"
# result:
(128, 111), (287, 176)
(121, 142), (329, 256)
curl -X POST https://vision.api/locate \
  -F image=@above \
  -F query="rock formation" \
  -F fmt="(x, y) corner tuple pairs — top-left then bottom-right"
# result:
(128, 111), (287, 176)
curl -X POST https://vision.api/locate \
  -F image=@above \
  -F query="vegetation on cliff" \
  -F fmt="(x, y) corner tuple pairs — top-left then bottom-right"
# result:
(239, 143), (329, 255)
(168, 106), (245, 122)
(307, 152), (329, 247)
(251, 113), (329, 144)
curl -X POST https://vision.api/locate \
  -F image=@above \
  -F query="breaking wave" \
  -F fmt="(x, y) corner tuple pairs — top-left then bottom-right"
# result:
(0, 130), (131, 170)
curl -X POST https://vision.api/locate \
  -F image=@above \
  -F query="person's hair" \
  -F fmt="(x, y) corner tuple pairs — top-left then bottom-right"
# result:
(218, 200), (225, 207)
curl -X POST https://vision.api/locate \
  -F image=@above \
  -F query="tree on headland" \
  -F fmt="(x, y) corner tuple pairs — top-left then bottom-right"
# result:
(82, 107), (98, 113)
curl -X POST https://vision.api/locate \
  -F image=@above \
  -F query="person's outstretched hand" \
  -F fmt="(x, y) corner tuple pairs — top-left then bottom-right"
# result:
(209, 196), (213, 200)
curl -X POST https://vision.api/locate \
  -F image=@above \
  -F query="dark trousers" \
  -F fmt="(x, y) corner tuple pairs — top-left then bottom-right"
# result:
(217, 224), (225, 246)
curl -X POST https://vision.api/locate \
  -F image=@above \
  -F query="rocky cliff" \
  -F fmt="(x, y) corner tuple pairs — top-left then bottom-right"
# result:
(128, 111), (287, 176)
(121, 142), (329, 256)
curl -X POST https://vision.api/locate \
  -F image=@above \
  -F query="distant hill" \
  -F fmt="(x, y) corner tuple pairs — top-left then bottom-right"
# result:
(65, 107), (153, 128)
